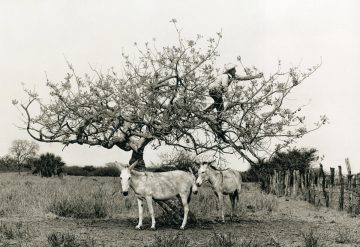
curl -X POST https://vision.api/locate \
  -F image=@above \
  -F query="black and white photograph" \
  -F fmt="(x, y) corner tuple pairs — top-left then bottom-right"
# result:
(0, 0), (359, 246)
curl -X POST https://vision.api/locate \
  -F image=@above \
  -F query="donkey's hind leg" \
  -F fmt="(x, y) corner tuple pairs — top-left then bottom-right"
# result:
(179, 193), (190, 230)
(229, 193), (236, 220)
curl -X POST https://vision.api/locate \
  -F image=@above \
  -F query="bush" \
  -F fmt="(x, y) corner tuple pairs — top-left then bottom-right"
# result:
(246, 148), (319, 190)
(32, 153), (65, 177)
(63, 165), (119, 177)
(302, 229), (320, 247)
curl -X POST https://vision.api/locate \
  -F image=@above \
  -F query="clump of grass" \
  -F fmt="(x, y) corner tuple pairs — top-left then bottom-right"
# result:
(238, 190), (278, 213)
(335, 228), (353, 244)
(147, 232), (191, 247)
(302, 229), (320, 247)
(207, 232), (273, 247)
(0, 221), (29, 240)
(208, 232), (239, 247)
(48, 187), (108, 218)
(47, 232), (101, 247)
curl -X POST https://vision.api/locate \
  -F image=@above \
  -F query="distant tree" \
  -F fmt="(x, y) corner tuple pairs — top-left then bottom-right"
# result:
(33, 153), (65, 177)
(9, 139), (39, 174)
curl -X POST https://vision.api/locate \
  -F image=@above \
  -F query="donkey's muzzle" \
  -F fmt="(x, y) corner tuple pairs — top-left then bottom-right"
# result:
(196, 183), (201, 187)
(123, 191), (128, 196)
(193, 190), (198, 195)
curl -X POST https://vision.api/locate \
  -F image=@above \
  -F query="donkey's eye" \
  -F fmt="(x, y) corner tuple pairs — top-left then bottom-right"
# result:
(128, 178), (130, 180)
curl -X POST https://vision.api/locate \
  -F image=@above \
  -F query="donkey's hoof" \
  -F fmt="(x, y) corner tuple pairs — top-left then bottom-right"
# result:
(180, 226), (185, 230)
(150, 226), (156, 231)
(135, 225), (142, 230)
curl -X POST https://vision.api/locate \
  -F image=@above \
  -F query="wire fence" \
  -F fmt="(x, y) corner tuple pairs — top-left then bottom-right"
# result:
(267, 165), (360, 214)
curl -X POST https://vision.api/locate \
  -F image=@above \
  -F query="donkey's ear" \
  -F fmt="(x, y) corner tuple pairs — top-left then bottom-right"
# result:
(129, 160), (139, 170)
(114, 161), (126, 171)
(188, 167), (194, 174)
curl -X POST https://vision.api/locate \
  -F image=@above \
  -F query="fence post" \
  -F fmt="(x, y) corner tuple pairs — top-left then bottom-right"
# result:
(330, 168), (335, 187)
(293, 170), (299, 197)
(348, 174), (353, 214)
(339, 166), (344, 211)
(320, 164), (329, 207)
(285, 170), (290, 196)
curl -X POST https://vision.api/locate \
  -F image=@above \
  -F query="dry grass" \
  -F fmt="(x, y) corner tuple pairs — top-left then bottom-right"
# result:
(0, 173), (276, 220)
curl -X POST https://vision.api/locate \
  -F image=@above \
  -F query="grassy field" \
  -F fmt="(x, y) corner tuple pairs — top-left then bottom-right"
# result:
(0, 173), (359, 246)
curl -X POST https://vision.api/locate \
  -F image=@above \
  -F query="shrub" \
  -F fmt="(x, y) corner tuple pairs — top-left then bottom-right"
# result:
(32, 153), (65, 177)
(302, 229), (320, 247)
(63, 165), (119, 177)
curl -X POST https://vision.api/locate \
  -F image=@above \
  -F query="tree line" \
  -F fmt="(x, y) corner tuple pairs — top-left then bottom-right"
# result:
(0, 139), (121, 177)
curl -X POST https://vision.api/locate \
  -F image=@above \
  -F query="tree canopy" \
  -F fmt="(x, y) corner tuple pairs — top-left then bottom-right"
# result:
(15, 20), (327, 168)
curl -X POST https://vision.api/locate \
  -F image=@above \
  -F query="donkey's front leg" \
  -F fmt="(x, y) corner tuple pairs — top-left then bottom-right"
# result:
(135, 198), (144, 229)
(179, 193), (189, 230)
(146, 196), (156, 230)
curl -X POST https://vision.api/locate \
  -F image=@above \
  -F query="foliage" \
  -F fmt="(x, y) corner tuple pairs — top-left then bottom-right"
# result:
(244, 148), (319, 188)
(63, 165), (120, 177)
(150, 150), (198, 172)
(16, 20), (326, 168)
(32, 153), (65, 177)
(8, 139), (39, 174)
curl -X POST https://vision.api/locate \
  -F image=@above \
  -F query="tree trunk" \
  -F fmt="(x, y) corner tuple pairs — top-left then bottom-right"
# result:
(129, 149), (197, 225)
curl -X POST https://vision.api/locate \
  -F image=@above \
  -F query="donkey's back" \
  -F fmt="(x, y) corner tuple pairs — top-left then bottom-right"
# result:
(136, 170), (195, 200)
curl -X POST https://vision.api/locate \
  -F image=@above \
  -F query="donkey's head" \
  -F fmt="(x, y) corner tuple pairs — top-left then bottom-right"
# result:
(117, 161), (138, 196)
(195, 160), (215, 187)
(188, 167), (198, 195)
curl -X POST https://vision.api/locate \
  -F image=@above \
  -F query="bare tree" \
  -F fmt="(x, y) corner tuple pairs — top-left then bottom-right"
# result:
(9, 139), (39, 174)
(15, 20), (327, 219)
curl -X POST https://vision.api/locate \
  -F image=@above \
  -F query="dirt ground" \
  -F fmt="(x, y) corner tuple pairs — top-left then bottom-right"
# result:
(1, 192), (360, 247)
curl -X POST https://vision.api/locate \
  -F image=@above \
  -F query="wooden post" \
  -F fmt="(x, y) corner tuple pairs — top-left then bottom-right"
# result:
(293, 170), (299, 197)
(320, 164), (329, 207)
(285, 170), (290, 196)
(339, 166), (344, 211)
(348, 174), (353, 214)
(330, 168), (335, 187)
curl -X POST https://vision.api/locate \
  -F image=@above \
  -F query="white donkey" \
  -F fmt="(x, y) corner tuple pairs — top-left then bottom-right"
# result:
(118, 161), (198, 230)
(196, 161), (242, 222)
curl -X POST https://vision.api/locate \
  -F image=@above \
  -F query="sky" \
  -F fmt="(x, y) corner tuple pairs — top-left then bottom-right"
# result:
(0, 0), (359, 173)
